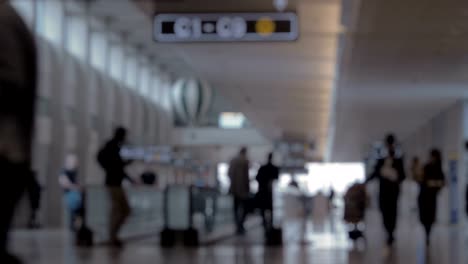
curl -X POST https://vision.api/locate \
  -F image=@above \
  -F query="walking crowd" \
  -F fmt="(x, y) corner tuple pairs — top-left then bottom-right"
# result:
(360, 134), (446, 253)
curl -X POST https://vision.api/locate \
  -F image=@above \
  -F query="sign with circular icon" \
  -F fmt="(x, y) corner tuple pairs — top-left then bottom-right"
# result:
(256, 17), (276, 36)
(154, 12), (298, 42)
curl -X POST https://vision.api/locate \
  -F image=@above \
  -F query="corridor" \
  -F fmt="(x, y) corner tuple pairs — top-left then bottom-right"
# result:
(10, 208), (464, 264)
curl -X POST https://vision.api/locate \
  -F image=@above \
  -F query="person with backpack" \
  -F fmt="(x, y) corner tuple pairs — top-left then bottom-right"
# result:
(97, 127), (134, 247)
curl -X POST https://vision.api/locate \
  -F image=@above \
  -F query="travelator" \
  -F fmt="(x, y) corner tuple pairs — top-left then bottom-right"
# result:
(84, 184), (249, 247)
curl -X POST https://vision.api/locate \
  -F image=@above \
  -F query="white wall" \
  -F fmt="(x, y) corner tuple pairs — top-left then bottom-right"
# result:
(403, 101), (464, 227)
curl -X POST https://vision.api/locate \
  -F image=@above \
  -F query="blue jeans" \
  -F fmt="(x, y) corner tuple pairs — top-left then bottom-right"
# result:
(65, 191), (83, 230)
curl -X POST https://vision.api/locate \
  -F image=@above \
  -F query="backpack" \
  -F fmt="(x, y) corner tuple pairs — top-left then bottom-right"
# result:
(97, 144), (110, 169)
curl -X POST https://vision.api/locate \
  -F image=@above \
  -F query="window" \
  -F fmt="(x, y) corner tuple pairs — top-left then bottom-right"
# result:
(66, 16), (87, 60)
(124, 56), (137, 89)
(90, 31), (107, 71)
(139, 66), (150, 96)
(276, 163), (366, 195)
(150, 76), (162, 103)
(37, 0), (64, 45)
(109, 45), (124, 81)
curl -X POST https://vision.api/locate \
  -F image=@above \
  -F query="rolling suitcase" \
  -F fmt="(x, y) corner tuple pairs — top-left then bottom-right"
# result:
(75, 224), (94, 247)
(183, 228), (199, 247)
(160, 228), (176, 248)
(265, 228), (283, 246)
(75, 191), (93, 247)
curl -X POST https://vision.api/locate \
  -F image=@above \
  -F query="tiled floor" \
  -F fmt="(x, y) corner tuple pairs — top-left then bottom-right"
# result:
(9, 209), (467, 263)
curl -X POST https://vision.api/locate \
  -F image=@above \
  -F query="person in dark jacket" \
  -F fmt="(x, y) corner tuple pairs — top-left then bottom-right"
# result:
(97, 127), (134, 247)
(418, 149), (445, 246)
(256, 153), (279, 232)
(0, 3), (37, 263)
(367, 134), (406, 247)
(228, 147), (250, 235)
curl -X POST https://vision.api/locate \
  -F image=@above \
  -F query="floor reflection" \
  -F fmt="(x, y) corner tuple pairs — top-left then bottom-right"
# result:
(9, 208), (466, 264)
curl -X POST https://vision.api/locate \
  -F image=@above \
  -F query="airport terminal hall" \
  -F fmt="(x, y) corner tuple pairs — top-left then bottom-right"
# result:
(2, 0), (468, 263)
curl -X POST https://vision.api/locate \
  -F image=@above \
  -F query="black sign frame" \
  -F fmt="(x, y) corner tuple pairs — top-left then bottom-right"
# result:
(153, 12), (299, 43)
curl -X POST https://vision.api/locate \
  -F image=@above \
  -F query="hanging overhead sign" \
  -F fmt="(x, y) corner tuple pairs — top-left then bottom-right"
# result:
(153, 12), (299, 42)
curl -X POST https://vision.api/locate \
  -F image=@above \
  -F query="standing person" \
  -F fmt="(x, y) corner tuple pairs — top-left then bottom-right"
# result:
(0, 3), (37, 263)
(58, 154), (83, 231)
(228, 147), (250, 235)
(256, 153), (279, 232)
(367, 134), (406, 249)
(418, 149), (445, 246)
(97, 127), (134, 247)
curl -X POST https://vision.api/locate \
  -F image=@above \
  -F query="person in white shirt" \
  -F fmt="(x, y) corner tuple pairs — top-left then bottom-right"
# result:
(367, 134), (406, 248)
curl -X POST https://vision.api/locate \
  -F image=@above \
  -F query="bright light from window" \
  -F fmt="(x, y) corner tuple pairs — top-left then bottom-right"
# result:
(90, 32), (107, 72)
(37, 0), (64, 45)
(277, 163), (365, 195)
(217, 163), (230, 194)
(305, 163), (365, 194)
(125, 57), (137, 89)
(219, 112), (246, 129)
(109, 46), (124, 81)
(139, 67), (150, 96)
(67, 16), (87, 60)
(219, 162), (365, 196)
(151, 76), (162, 104)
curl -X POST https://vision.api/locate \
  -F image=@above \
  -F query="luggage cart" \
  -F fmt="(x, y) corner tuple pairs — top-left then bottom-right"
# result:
(343, 183), (368, 242)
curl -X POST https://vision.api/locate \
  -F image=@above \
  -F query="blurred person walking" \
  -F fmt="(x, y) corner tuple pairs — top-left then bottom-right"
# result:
(59, 154), (83, 231)
(367, 134), (406, 249)
(228, 147), (250, 235)
(256, 153), (279, 232)
(418, 149), (445, 246)
(0, 2), (37, 263)
(97, 127), (134, 247)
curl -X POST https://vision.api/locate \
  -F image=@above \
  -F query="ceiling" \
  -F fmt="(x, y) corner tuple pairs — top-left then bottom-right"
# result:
(132, 0), (343, 158)
(331, 0), (468, 161)
(86, 0), (468, 162)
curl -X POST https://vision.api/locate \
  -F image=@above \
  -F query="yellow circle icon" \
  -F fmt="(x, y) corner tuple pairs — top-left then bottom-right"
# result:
(256, 17), (276, 36)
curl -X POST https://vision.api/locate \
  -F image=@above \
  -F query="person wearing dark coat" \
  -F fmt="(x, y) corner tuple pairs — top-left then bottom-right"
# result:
(418, 149), (445, 246)
(97, 127), (134, 247)
(228, 147), (250, 235)
(0, 3), (37, 263)
(256, 153), (279, 232)
(367, 134), (406, 247)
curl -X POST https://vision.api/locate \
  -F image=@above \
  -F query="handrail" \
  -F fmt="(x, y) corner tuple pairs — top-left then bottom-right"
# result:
(84, 186), (164, 243)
